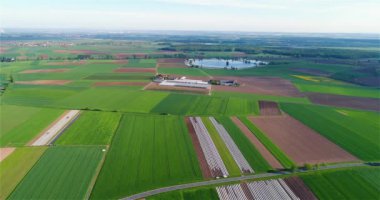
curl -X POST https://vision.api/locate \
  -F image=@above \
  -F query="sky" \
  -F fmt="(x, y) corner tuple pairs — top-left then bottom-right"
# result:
(1, 0), (379, 33)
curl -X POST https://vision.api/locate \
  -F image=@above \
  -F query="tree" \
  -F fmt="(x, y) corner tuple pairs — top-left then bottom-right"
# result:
(304, 163), (313, 170)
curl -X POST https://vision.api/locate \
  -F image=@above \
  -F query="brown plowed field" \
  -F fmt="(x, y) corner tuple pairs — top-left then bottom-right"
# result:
(0, 148), (15, 162)
(157, 58), (184, 63)
(212, 76), (303, 97)
(145, 82), (210, 94)
(249, 115), (358, 165)
(114, 53), (147, 59)
(157, 63), (188, 68)
(20, 69), (69, 74)
(0, 47), (7, 53)
(184, 117), (212, 179)
(259, 101), (281, 115)
(231, 117), (283, 169)
(93, 82), (148, 86)
(16, 80), (72, 85)
(39, 54), (49, 59)
(285, 177), (317, 200)
(44, 60), (87, 66)
(114, 68), (156, 73)
(307, 92), (380, 112)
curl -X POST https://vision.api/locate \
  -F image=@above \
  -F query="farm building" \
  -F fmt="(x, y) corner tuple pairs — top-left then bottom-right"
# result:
(159, 77), (210, 89)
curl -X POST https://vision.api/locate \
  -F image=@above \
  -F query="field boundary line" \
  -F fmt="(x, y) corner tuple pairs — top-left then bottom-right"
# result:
(84, 146), (109, 200)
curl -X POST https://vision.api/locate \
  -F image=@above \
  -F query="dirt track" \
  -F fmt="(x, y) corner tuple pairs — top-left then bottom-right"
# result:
(94, 82), (148, 86)
(0, 148), (15, 162)
(307, 92), (380, 112)
(212, 76), (303, 97)
(184, 117), (212, 179)
(15, 80), (72, 85)
(20, 69), (69, 74)
(231, 117), (283, 169)
(249, 115), (358, 165)
(258, 101), (281, 115)
(114, 68), (156, 73)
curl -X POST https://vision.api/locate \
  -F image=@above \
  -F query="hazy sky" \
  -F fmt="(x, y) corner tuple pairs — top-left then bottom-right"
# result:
(1, 0), (379, 33)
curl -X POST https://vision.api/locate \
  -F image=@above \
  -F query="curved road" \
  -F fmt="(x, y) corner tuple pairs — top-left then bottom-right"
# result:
(122, 163), (374, 200)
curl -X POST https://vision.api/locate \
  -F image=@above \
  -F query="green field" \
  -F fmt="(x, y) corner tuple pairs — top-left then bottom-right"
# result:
(125, 59), (157, 68)
(0, 105), (64, 147)
(1, 86), (169, 113)
(302, 168), (380, 200)
(0, 147), (47, 200)
(148, 188), (219, 200)
(151, 94), (259, 115)
(8, 146), (104, 200)
(281, 103), (380, 161)
(90, 114), (203, 199)
(237, 116), (295, 168)
(216, 117), (272, 172)
(55, 111), (122, 145)
(295, 83), (380, 98)
(201, 117), (241, 176)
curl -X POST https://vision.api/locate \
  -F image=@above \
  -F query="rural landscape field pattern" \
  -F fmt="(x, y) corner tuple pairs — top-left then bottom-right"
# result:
(0, 37), (379, 200)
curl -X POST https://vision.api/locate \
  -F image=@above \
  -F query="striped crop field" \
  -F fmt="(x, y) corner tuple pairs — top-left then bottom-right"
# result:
(8, 146), (104, 200)
(0, 147), (47, 200)
(216, 117), (272, 172)
(189, 116), (229, 178)
(201, 117), (241, 176)
(90, 114), (203, 199)
(55, 111), (122, 145)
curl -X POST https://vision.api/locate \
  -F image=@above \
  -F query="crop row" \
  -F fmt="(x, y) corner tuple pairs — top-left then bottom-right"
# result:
(190, 117), (229, 178)
(209, 117), (254, 174)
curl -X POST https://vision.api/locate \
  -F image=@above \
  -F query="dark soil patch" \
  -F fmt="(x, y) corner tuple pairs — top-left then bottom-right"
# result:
(307, 92), (380, 112)
(249, 115), (358, 165)
(259, 101), (281, 115)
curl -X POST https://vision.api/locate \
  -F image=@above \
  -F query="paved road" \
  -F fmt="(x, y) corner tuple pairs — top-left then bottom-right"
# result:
(122, 162), (373, 200)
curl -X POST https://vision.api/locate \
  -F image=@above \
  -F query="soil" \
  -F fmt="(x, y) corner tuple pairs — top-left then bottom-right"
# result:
(307, 92), (380, 112)
(20, 69), (69, 74)
(157, 63), (188, 68)
(184, 117), (212, 179)
(259, 101), (281, 115)
(93, 82), (148, 86)
(0, 148), (15, 162)
(212, 76), (303, 97)
(145, 82), (210, 95)
(230, 117), (283, 169)
(285, 177), (318, 200)
(39, 54), (49, 60)
(249, 115), (358, 165)
(114, 68), (156, 73)
(157, 58), (185, 63)
(0, 47), (7, 53)
(16, 80), (72, 85)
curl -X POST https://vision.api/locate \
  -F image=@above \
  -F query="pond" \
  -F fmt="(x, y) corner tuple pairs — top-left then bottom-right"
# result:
(185, 58), (268, 69)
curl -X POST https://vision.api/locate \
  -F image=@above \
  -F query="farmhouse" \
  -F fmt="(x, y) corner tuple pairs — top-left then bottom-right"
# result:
(159, 77), (210, 89)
